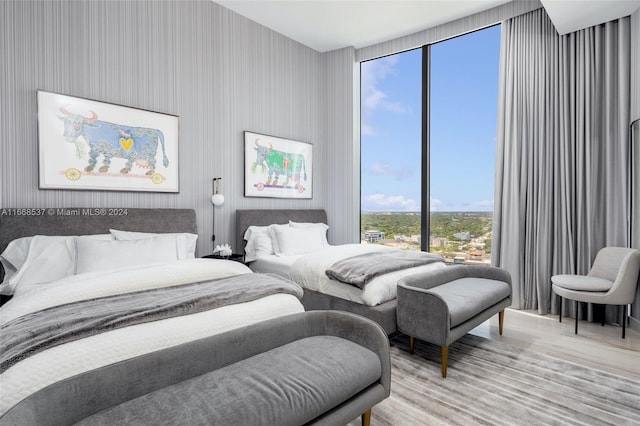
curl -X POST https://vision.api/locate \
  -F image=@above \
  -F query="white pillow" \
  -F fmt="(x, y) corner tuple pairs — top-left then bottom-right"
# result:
(268, 224), (290, 255)
(273, 226), (326, 256)
(0, 234), (114, 294)
(289, 221), (330, 246)
(2, 236), (76, 294)
(109, 229), (197, 259)
(243, 226), (274, 262)
(0, 236), (33, 292)
(76, 235), (178, 274)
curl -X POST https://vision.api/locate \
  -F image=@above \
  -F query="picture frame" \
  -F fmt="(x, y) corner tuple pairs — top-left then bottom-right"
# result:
(244, 131), (313, 199)
(37, 90), (179, 192)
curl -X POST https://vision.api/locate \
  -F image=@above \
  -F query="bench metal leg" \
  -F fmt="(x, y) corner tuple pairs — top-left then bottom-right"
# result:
(409, 336), (414, 355)
(362, 409), (371, 426)
(441, 346), (448, 378)
(498, 309), (505, 335)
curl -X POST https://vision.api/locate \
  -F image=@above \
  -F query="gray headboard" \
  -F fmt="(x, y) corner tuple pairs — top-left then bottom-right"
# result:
(0, 208), (197, 257)
(236, 209), (328, 253)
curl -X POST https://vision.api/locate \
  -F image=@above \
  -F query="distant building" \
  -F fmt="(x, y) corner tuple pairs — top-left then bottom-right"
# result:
(363, 230), (385, 243)
(430, 237), (448, 247)
(453, 231), (471, 240)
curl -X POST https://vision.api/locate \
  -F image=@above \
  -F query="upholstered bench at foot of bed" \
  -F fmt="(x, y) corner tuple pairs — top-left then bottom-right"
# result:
(1, 311), (390, 426)
(397, 265), (512, 378)
(77, 335), (383, 426)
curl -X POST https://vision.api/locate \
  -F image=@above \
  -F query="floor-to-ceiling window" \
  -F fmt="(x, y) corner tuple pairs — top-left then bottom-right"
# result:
(361, 25), (500, 265)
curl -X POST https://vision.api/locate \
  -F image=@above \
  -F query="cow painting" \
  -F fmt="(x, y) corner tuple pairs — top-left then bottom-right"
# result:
(252, 138), (307, 189)
(58, 106), (169, 176)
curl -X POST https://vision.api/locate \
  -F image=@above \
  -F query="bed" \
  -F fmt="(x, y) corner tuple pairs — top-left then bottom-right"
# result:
(0, 208), (306, 419)
(236, 209), (446, 334)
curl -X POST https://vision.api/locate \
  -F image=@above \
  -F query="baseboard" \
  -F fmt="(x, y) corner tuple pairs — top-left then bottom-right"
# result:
(630, 315), (640, 333)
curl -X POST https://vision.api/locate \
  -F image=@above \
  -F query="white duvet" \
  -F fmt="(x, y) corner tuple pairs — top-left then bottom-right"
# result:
(0, 259), (304, 415)
(290, 244), (446, 306)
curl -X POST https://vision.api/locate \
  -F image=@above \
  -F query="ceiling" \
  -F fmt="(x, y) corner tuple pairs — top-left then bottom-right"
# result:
(213, 0), (640, 53)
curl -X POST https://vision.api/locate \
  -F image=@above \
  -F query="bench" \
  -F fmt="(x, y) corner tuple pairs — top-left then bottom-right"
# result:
(397, 265), (512, 377)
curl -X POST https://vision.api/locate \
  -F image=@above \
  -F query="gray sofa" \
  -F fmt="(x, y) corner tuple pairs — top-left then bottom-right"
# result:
(1, 311), (391, 426)
(397, 265), (512, 377)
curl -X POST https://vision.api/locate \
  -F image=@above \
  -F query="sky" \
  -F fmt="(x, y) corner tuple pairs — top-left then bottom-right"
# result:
(360, 25), (501, 213)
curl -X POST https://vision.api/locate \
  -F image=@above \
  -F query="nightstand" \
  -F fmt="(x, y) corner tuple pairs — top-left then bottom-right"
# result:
(202, 253), (245, 263)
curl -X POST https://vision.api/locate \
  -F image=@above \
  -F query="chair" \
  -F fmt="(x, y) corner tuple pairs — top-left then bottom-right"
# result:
(552, 247), (640, 338)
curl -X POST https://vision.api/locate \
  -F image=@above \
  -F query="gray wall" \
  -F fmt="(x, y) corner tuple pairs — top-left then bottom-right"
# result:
(0, 0), (327, 255)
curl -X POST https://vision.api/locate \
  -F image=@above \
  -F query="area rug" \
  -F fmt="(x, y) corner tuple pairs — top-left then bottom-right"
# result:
(349, 334), (640, 426)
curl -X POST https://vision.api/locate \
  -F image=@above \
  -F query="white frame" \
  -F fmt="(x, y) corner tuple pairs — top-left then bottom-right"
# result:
(244, 131), (313, 199)
(37, 90), (179, 192)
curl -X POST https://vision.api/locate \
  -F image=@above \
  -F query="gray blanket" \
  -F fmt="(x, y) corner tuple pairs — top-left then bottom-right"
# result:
(325, 250), (444, 289)
(0, 273), (303, 373)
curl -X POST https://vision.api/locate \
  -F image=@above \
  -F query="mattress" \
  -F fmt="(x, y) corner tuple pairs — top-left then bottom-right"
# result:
(0, 259), (304, 415)
(259, 244), (447, 307)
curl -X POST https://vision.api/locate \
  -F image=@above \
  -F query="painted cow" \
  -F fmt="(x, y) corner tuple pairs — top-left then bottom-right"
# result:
(253, 138), (307, 187)
(59, 106), (168, 175)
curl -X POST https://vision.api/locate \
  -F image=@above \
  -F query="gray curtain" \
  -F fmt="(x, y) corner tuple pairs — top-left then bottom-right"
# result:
(493, 8), (630, 317)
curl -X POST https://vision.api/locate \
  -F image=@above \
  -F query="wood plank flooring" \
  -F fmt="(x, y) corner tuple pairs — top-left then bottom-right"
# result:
(469, 308), (640, 380)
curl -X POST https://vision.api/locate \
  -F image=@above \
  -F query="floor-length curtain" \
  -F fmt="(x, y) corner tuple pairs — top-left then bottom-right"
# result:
(493, 8), (630, 317)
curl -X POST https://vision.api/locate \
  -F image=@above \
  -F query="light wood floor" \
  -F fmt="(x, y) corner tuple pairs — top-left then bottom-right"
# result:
(469, 308), (640, 380)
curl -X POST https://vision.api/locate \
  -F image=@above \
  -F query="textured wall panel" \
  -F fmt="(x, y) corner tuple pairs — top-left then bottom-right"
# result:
(0, 0), (325, 255)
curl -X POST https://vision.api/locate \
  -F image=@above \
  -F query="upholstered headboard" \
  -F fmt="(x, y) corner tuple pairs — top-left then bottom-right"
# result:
(235, 209), (328, 253)
(0, 208), (197, 258)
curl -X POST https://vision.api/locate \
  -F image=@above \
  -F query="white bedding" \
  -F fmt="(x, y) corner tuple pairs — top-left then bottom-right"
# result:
(249, 254), (304, 276)
(288, 244), (446, 306)
(0, 259), (304, 415)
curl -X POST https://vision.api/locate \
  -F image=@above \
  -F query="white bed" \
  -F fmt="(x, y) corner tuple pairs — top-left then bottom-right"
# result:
(236, 209), (446, 334)
(0, 209), (305, 417)
(252, 244), (446, 306)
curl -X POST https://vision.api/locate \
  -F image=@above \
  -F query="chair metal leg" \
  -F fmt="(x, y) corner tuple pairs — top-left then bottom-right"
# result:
(559, 296), (563, 323)
(498, 309), (505, 335)
(601, 304), (605, 326)
(622, 305), (627, 339)
(575, 300), (579, 334)
(409, 336), (414, 355)
(361, 409), (371, 426)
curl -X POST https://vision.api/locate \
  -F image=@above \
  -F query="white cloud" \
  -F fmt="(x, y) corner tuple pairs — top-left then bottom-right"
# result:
(369, 162), (413, 180)
(361, 56), (409, 137)
(363, 193), (418, 211)
(430, 197), (442, 211)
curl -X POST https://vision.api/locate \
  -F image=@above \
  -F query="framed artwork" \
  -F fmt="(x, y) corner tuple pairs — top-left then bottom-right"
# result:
(244, 131), (313, 199)
(37, 90), (179, 192)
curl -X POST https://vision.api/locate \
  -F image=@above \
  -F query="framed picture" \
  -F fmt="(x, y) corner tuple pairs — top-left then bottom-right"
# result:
(244, 131), (313, 199)
(37, 90), (179, 192)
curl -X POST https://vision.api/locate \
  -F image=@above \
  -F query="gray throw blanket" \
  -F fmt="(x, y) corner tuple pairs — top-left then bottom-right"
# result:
(325, 250), (444, 289)
(0, 273), (302, 374)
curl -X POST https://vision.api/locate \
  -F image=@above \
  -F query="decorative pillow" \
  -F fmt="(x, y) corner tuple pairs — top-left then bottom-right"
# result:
(273, 226), (326, 256)
(289, 221), (330, 246)
(0, 234), (114, 295)
(76, 235), (178, 274)
(109, 229), (197, 259)
(243, 226), (275, 262)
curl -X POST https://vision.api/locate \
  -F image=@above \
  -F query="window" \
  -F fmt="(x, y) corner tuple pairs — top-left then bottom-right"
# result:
(360, 26), (500, 265)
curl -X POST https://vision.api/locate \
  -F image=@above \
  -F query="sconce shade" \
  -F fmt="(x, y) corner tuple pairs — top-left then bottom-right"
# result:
(211, 177), (224, 206)
(211, 193), (224, 206)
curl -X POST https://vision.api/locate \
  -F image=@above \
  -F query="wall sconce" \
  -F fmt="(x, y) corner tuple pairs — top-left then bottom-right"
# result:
(211, 177), (224, 206)
(211, 177), (224, 247)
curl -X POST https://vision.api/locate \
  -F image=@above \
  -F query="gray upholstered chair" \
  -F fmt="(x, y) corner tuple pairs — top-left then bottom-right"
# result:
(552, 247), (640, 338)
